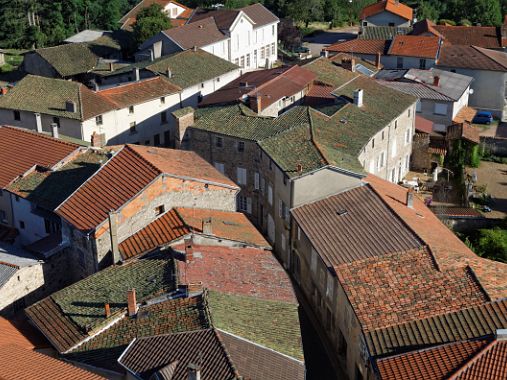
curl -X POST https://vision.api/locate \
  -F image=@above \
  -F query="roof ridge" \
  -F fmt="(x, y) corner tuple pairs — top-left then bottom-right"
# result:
(448, 339), (498, 380)
(123, 145), (164, 175)
(77, 84), (85, 121)
(213, 329), (241, 378)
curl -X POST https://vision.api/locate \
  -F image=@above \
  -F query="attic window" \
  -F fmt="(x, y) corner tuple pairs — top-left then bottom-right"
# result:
(336, 209), (348, 216)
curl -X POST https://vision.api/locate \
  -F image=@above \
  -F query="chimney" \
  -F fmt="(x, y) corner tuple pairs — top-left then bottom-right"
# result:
(0, 87), (8, 95)
(34, 112), (43, 133)
(188, 364), (201, 380)
(91, 131), (106, 147)
(127, 289), (138, 317)
(202, 217), (212, 235)
(375, 52), (381, 69)
(320, 50), (329, 58)
(104, 303), (111, 318)
(109, 62), (114, 72)
(133, 67), (140, 82)
(193, 46), (197, 52)
(65, 100), (76, 113)
(433, 75), (440, 87)
(108, 211), (121, 264)
(184, 237), (193, 262)
(167, 67), (172, 78)
(172, 107), (194, 149)
(296, 163), (303, 174)
(353, 89), (364, 107)
(342, 58), (356, 72)
(406, 187), (414, 208)
(50, 122), (59, 139)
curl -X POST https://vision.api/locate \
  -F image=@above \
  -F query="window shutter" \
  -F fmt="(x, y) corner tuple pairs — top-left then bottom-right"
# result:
(254, 172), (260, 190)
(247, 197), (252, 214)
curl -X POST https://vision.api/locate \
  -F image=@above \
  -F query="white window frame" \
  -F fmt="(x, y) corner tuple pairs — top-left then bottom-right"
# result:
(236, 167), (247, 185)
(254, 172), (260, 190)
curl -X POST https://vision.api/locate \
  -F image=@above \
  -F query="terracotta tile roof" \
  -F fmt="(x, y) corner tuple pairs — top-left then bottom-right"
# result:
(359, 26), (412, 40)
(98, 77), (180, 108)
(365, 174), (507, 300)
(65, 294), (212, 372)
(431, 206), (484, 219)
(325, 39), (390, 55)
(415, 115), (434, 134)
(26, 255), (177, 352)
(247, 65), (316, 111)
(411, 19), (443, 38)
(119, 208), (268, 260)
(176, 244), (296, 303)
(360, 0), (413, 21)
(454, 338), (507, 379)
(388, 35), (441, 58)
(438, 45), (507, 72)
(0, 344), (106, 380)
(162, 17), (227, 49)
(453, 106), (478, 124)
(0, 126), (79, 188)
(0, 75), (117, 120)
(219, 330), (305, 380)
(336, 247), (488, 331)
(434, 25), (505, 49)
(118, 329), (239, 379)
(120, 0), (194, 31)
(366, 299), (507, 357)
(56, 145), (237, 231)
(291, 185), (422, 267)
(0, 317), (49, 349)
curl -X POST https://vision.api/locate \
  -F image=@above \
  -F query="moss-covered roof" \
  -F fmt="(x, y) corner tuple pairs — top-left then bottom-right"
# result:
(7, 150), (107, 211)
(172, 106), (194, 118)
(51, 255), (177, 331)
(208, 291), (303, 360)
(303, 57), (358, 88)
(34, 43), (99, 77)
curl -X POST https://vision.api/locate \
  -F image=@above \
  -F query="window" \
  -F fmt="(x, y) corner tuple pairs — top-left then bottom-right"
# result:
(234, 58), (239, 66)
(96, 115), (103, 126)
(271, 43), (275, 56)
(267, 184), (273, 205)
(155, 205), (165, 216)
(395, 119), (398, 129)
(238, 141), (245, 152)
(129, 122), (137, 134)
(216, 77), (220, 83)
(405, 154), (410, 169)
(44, 219), (60, 234)
(388, 22), (395, 26)
(310, 248), (317, 273)
(238, 196), (251, 213)
(154, 133), (161, 146)
(215, 136), (223, 148)
(160, 96), (165, 104)
(377, 151), (385, 169)
(129, 105), (134, 114)
(15, 195), (20, 202)
(260, 176), (265, 193)
(19, 221), (25, 229)
(254, 172), (260, 190)
(13, 110), (20, 121)
(200, 82), (204, 89)
(362, 21), (367, 26)
(240, 56), (245, 68)
(246, 54), (250, 67)
(260, 47), (265, 60)
(272, 25), (275, 35)
(214, 162), (225, 174)
(372, 138), (375, 148)
(164, 131), (171, 147)
(396, 57), (403, 69)
(160, 112), (167, 124)
(144, 140), (150, 145)
(405, 128), (412, 144)
(416, 100), (422, 112)
(236, 167), (247, 185)
(382, 130), (385, 140)
(297, 226), (301, 240)
(326, 273), (334, 299)
(0, 210), (6, 222)
(52, 116), (60, 128)
(434, 103), (448, 115)
(419, 58), (426, 69)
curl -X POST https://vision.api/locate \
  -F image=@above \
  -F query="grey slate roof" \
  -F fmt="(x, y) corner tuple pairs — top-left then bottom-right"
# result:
(358, 26), (412, 40)
(0, 264), (17, 288)
(377, 80), (454, 101)
(0, 242), (40, 288)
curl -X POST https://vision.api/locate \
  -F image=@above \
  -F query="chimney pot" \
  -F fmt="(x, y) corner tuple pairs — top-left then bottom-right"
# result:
(167, 67), (172, 78)
(433, 75), (440, 87)
(202, 217), (212, 235)
(376, 52), (382, 69)
(133, 67), (140, 82)
(184, 237), (193, 262)
(127, 289), (138, 317)
(296, 163), (303, 173)
(34, 112), (43, 133)
(50, 123), (59, 139)
(353, 89), (364, 107)
(406, 187), (414, 208)
(104, 303), (111, 318)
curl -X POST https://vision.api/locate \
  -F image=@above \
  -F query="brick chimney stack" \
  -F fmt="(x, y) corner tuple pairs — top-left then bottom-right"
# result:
(433, 75), (440, 87)
(127, 289), (138, 317)
(104, 303), (111, 318)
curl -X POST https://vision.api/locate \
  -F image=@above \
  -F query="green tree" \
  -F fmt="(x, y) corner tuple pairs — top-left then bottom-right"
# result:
(470, 0), (502, 26)
(476, 227), (507, 263)
(133, 4), (171, 45)
(287, 0), (324, 27)
(0, 0), (29, 48)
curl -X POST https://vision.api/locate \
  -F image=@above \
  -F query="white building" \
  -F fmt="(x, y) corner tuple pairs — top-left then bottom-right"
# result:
(360, 0), (413, 28)
(138, 3), (279, 71)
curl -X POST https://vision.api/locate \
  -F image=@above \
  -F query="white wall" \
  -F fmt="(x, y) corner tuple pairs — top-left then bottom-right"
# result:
(363, 11), (411, 27)
(202, 40), (230, 62)
(164, 2), (186, 18)
(9, 195), (48, 245)
(381, 56), (436, 70)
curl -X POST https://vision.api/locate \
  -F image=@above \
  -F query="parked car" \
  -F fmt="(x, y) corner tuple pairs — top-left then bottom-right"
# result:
(472, 111), (493, 125)
(293, 46), (309, 54)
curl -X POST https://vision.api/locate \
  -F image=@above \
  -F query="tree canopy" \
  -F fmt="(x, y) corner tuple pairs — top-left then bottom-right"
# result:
(133, 4), (172, 44)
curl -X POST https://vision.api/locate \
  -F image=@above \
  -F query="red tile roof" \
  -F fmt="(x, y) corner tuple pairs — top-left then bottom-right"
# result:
(360, 0), (413, 21)
(56, 145), (237, 231)
(438, 45), (507, 72)
(434, 25), (505, 49)
(377, 337), (507, 380)
(0, 344), (105, 380)
(0, 126), (79, 189)
(415, 115), (434, 134)
(388, 35), (441, 58)
(119, 207), (269, 260)
(0, 317), (49, 350)
(98, 77), (180, 108)
(162, 17), (227, 50)
(325, 39), (389, 55)
(412, 19), (443, 38)
(336, 247), (488, 331)
(176, 244), (297, 303)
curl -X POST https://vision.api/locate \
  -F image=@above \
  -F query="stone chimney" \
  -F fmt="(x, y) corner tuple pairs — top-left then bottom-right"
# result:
(50, 123), (59, 139)
(353, 89), (364, 107)
(406, 187), (414, 208)
(108, 211), (121, 264)
(184, 237), (193, 262)
(296, 163), (303, 174)
(188, 364), (201, 380)
(127, 289), (138, 317)
(342, 57), (356, 72)
(375, 52), (382, 69)
(433, 75), (440, 87)
(202, 217), (212, 235)
(91, 131), (106, 147)
(104, 303), (111, 318)
(172, 107), (194, 149)
(65, 100), (77, 113)
(34, 112), (43, 133)
(133, 67), (140, 82)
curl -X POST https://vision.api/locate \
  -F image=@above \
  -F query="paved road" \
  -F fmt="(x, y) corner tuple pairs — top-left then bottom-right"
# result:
(474, 161), (507, 219)
(303, 27), (358, 57)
